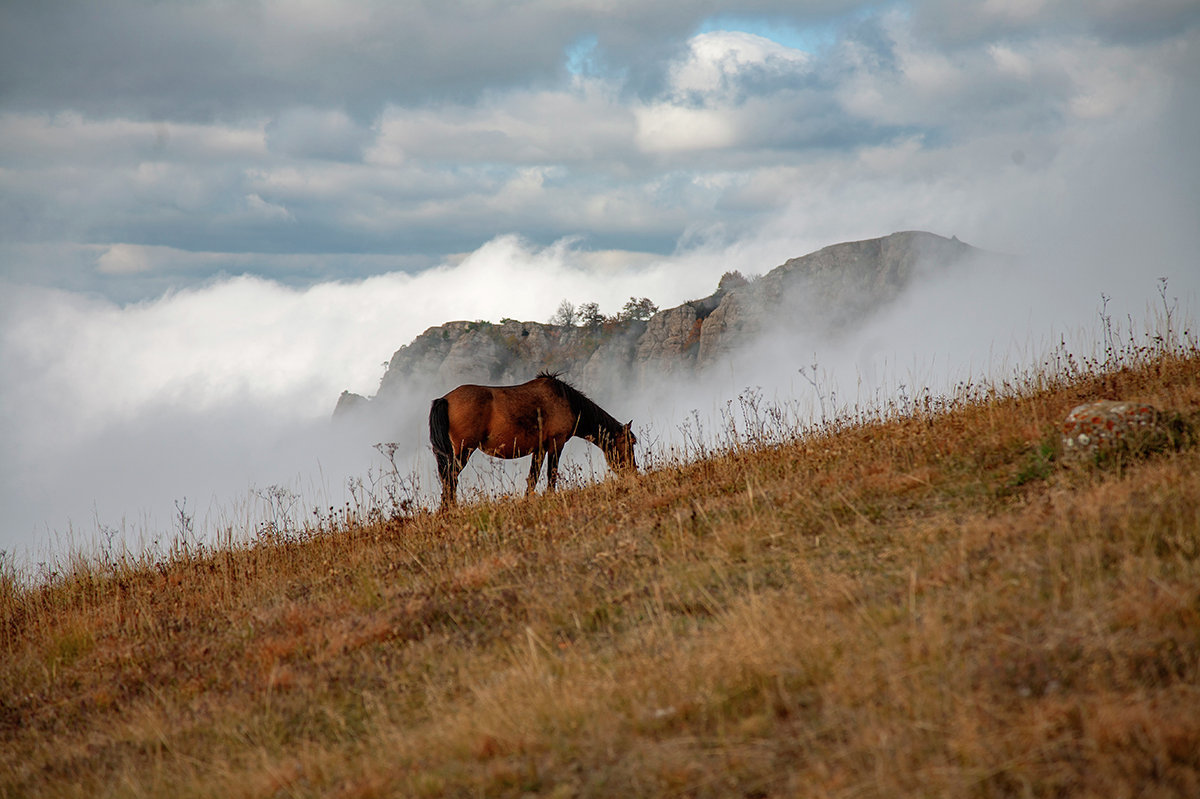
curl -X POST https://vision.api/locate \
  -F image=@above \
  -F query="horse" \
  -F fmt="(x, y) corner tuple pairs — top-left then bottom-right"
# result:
(428, 371), (637, 508)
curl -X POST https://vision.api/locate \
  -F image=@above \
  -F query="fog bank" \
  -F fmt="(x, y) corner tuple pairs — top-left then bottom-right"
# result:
(4, 222), (1196, 567)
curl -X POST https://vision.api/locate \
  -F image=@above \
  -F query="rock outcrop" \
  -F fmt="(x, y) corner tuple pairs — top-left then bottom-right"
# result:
(336, 231), (993, 417)
(374, 319), (645, 399)
(1061, 400), (1163, 459)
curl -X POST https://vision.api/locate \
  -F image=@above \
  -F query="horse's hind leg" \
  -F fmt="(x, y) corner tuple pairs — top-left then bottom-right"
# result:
(438, 449), (467, 510)
(526, 450), (545, 496)
(441, 468), (458, 509)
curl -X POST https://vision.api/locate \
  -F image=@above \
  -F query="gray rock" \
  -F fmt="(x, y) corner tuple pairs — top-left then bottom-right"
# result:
(1061, 400), (1163, 458)
(636, 303), (701, 382)
(332, 390), (370, 418)
(339, 231), (995, 415)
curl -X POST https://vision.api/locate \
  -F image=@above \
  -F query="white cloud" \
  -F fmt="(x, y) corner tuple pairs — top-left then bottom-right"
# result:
(634, 104), (739, 153)
(668, 30), (811, 96)
(0, 112), (267, 166)
(0, 234), (760, 557)
(244, 193), (295, 222)
(988, 43), (1034, 79)
(96, 243), (154, 275)
(4, 235), (742, 441)
(365, 82), (635, 166)
(5, 4), (1195, 287)
(266, 107), (367, 160)
(1056, 41), (1163, 120)
(8, 149), (1197, 556)
(981, 0), (1050, 25)
(631, 30), (814, 155)
(917, 0), (1200, 43)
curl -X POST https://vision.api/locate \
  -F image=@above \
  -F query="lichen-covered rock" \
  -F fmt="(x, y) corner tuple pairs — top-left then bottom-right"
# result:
(698, 289), (751, 365)
(579, 322), (643, 394)
(1061, 400), (1161, 458)
(636, 304), (701, 381)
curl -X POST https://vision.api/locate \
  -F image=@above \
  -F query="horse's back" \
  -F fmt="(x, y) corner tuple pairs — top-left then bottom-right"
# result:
(443, 382), (495, 405)
(444, 377), (557, 412)
(442, 377), (574, 457)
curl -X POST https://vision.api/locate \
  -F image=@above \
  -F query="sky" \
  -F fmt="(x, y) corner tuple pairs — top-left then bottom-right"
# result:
(2, 0), (1199, 565)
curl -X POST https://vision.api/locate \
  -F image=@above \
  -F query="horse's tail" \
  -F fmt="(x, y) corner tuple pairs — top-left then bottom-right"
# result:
(429, 397), (453, 479)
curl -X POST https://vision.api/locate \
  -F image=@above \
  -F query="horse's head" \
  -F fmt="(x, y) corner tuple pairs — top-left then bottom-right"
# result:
(604, 421), (638, 474)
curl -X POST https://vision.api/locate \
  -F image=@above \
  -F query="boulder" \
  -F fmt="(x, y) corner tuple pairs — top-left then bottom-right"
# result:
(1060, 400), (1162, 458)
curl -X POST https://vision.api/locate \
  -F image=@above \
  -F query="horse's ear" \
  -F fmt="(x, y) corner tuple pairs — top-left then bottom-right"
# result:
(624, 420), (633, 431)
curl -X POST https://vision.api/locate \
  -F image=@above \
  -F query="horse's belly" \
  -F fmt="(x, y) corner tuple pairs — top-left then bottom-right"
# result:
(481, 427), (565, 459)
(481, 442), (523, 460)
(478, 436), (536, 460)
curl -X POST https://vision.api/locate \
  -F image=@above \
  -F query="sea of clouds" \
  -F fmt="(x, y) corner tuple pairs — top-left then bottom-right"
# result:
(3, 218), (1196, 567)
(3, 1), (1198, 566)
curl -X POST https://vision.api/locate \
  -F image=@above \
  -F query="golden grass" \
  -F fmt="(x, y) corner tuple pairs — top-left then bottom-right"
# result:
(3, 347), (1200, 798)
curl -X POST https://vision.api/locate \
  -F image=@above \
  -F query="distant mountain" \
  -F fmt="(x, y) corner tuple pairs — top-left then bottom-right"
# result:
(335, 231), (992, 416)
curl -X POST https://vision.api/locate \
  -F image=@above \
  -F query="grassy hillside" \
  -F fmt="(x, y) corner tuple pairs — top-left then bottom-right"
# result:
(3, 345), (1200, 798)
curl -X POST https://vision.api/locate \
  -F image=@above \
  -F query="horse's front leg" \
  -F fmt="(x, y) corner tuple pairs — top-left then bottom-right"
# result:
(526, 450), (545, 496)
(545, 447), (562, 492)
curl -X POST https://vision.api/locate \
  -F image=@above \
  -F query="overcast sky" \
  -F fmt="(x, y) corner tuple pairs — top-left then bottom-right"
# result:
(2, 1), (1198, 561)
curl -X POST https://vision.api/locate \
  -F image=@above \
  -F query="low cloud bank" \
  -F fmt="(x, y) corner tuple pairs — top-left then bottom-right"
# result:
(4, 220), (1196, 566)
(3, 1), (1197, 568)
(0, 235), (761, 562)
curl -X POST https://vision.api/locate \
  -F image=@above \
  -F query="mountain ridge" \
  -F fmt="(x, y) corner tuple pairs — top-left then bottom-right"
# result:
(336, 230), (992, 416)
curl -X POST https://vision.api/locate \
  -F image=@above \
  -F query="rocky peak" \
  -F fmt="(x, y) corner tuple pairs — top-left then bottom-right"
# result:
(335, 231), (993, 417)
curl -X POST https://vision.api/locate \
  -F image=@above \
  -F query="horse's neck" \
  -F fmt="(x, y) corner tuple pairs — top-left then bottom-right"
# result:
(575, 399), (618, 442)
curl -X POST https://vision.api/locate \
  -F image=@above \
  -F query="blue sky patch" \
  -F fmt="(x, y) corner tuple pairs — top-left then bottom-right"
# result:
(695, 14), (837, 53)
(565, 34), (600, 76)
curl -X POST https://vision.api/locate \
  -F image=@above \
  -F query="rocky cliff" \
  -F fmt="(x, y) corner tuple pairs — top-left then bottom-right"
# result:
(336, 231), (990, 415)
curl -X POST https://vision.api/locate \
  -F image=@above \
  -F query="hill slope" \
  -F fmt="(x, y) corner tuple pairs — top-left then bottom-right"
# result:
(4, 346), (1199, 798)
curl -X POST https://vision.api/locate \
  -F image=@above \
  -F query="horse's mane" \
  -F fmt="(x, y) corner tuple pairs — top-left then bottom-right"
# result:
(536, 371), (623, 438)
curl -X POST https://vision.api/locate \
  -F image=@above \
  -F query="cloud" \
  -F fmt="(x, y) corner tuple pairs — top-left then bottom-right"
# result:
(266, 107), (369, 161)
(0, 112), (266, 167)
(96, 243), (153, 275)
(634, 104), (739, 154)
(912, 0), (1200, 45)
(3, 3), (1196, 299)
(667, 30), (812, 98)
(1, 1), (839, 121)
(366, 82), (636, 167)
(5, 185), (1198, 562)
(244, 193), (296, 223)
(0, 234), (757, 557)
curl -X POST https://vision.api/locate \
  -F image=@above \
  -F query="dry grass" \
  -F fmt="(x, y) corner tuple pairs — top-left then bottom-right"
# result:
(3, 346), (1200, 798)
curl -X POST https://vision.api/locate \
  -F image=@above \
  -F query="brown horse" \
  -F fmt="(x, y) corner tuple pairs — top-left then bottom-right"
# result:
(429, 371), (637, 508)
